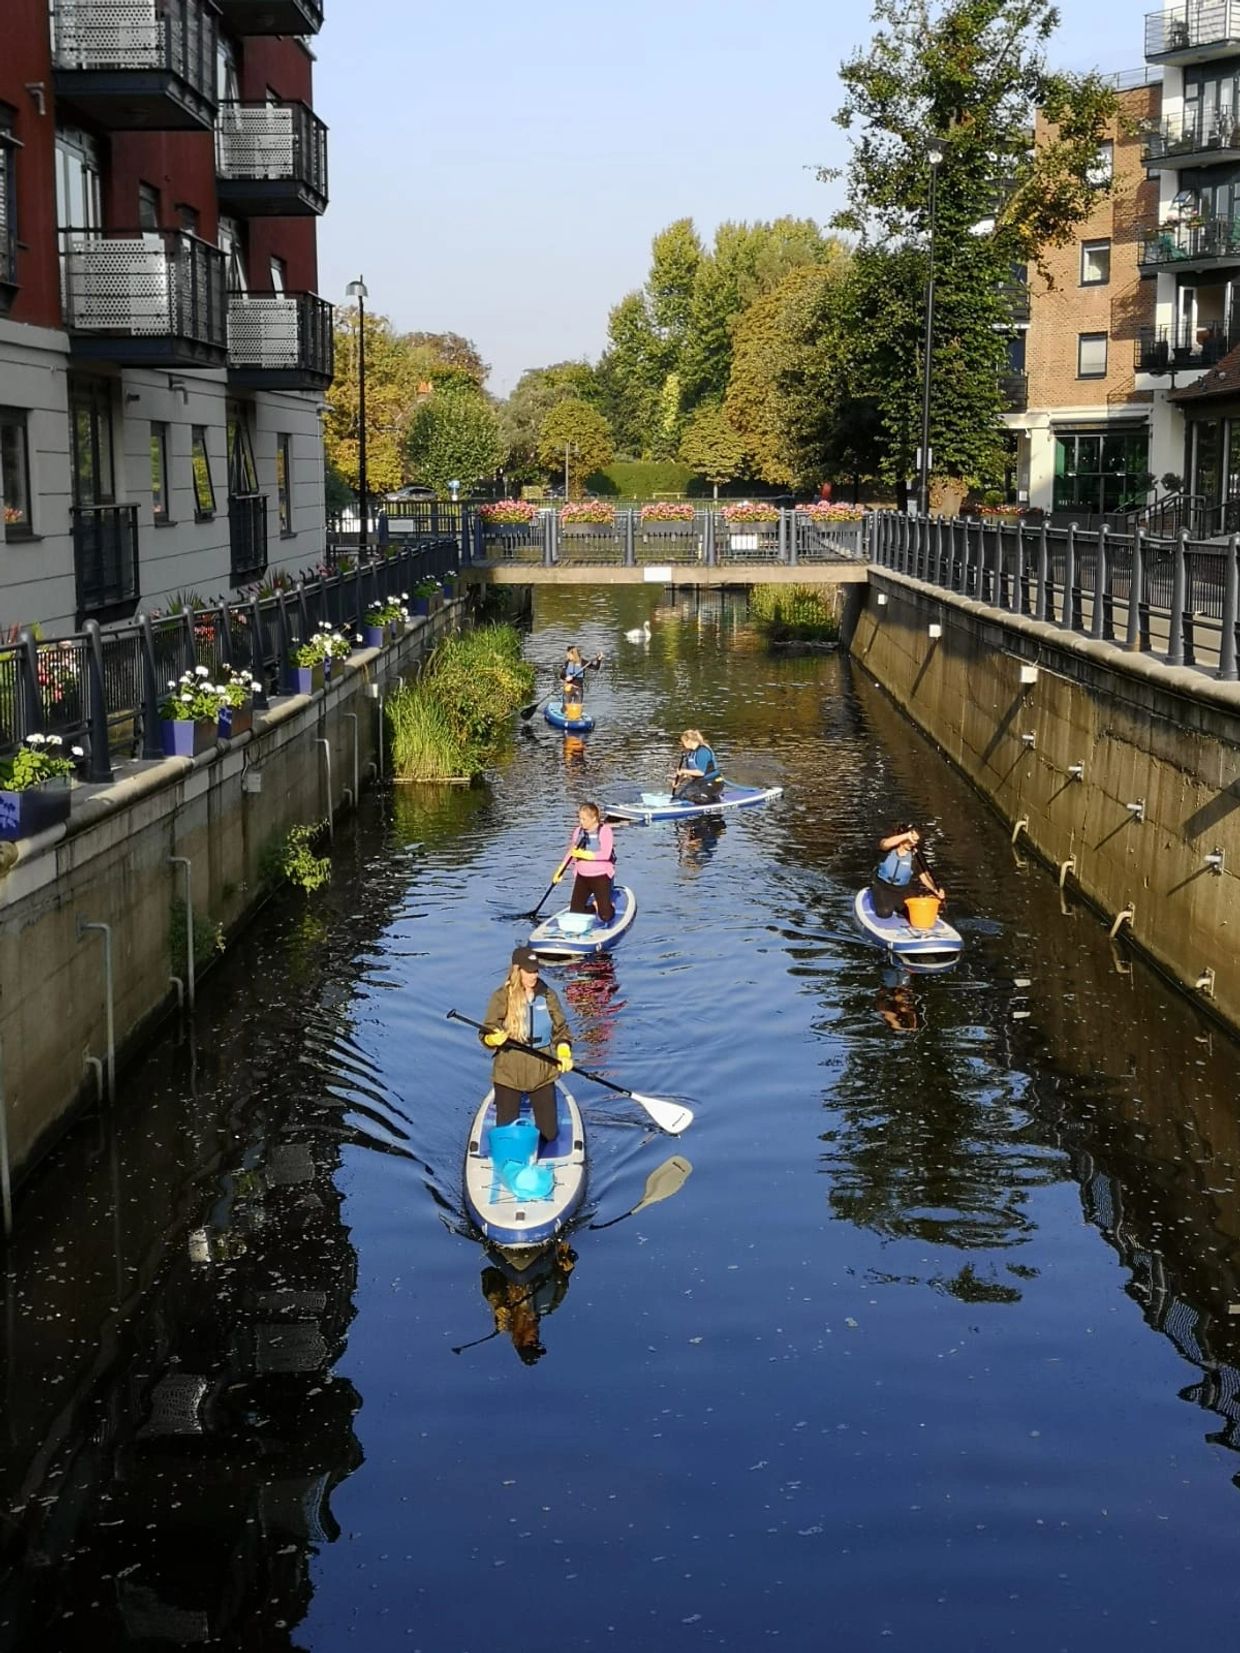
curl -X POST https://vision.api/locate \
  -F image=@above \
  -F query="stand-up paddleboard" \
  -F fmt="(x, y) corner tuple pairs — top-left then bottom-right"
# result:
(853, 886), (963, 973)
(528, 884), (637, 958)
(545, 700), (595, 734)
(605, 781), (781, 824)
(464, 1083), (587, 1249)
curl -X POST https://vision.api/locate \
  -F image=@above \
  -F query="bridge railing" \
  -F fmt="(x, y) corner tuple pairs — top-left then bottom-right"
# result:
(871, 512), (1240, 680)
(469, 507), (868, 568)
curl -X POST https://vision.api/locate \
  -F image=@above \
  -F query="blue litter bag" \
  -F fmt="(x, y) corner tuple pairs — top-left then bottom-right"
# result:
(488, 1121), (539, 1165)
(505, 1162), (555, 1199)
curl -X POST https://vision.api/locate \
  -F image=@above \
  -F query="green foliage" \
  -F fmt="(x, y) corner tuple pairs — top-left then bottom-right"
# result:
(264, 822), (332, 894)
(500, 362), (600, 482)
(747, 584), (841, 642)
(386, 685), (469, 780)
(536, 399), (615, 496)
(169, 898), (225, 973)
(406, 385), (504, 496)
(596, 292), (666, 457)
(678, 403), (748, 494)
(587, 460), (696, 499)
(325, 458), (354, 511)
(0, 735), (78, 791)
(386, 623), (534, 780)
(293, 627), (349, 668)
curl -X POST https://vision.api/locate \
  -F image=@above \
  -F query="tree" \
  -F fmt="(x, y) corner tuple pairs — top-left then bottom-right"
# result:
(500, 361), (599, 482)
(536, 399), (614, 496)
(325, 305), (426, 498)
(679, 404), (748, 498)
(406, 387), (504, 497)
(596, 291), (665, 456)
(829, 0), (1119, 493)
(403, 331), (490, 389)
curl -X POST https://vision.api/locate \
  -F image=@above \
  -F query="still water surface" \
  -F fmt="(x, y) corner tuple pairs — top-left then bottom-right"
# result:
(2, 587), (1240, 1650)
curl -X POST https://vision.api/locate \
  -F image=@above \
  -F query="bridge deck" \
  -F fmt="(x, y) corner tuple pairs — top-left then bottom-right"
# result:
(463, 561), (870, 586)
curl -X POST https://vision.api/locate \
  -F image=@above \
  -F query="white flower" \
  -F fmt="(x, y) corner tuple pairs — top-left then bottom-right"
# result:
(167, 679), (177, 690)
(355, 633), (364, 643)
(27, 734), (45, 746)
(46, 735), (62, 747)
(71, 746), (83, 758)
(180, 692), (193, 703)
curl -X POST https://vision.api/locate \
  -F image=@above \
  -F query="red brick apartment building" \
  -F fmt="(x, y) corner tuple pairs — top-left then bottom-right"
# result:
(0, 0), (331, 633)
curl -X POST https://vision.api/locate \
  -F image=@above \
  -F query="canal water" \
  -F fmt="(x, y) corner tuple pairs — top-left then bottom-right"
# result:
(3, 586), (1240, 1650)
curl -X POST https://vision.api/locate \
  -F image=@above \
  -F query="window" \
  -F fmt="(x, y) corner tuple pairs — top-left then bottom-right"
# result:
(1078, 332), (1108, 377)
(68, 377), (114, 506)
(1080, 240), (1111, 286)
(177, 203), (200, 235)
(0, 104), (18, 294)
(276, 434), (293, 533)
(138, 181), (160, 231)
(1054, 429), (1150, 515)
(54, 127), (101, 231)
(0, 409), (32, 537)
(150, 422), (170, 523)
(191, 426), (216, 518)
(270, 255), (287, 294)
(1087, 141), (1113, 186)
(219, 215), (246, 293)
(227, 402), (258, 497)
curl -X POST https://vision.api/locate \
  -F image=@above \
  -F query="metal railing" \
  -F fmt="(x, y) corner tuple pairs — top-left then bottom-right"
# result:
(469, 507), (868, 568)
(872, 511), (1240, 680)
(213, 0), (324, 35)
(60, 227), (227, 350)
(74, 503), (139, 619)
(1138, 215), (1240, 270)
(3, 534), (459, 785)
(227, 291), (333, 381)
(1142, 107), (1240, 164)
(51, 0), (218, 103)
(1135, 319), (1240, 373)
(215, 100), (328, 208)
(1145, 0), (1240, 56)
(229, 494), (268, 583)
(1000, 371), (1029, 412)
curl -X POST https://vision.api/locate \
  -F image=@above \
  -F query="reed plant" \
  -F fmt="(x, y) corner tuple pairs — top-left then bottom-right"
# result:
(386, 686), (470, 780)
(387, 623), (534, 780)
(748, 584), (840, 643)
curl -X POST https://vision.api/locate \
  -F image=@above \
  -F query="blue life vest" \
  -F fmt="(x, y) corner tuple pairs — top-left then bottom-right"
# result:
(564, 661), (586, 683)
(527, 994), (553, 1047)
(876, 848), (914, 887)
(578, 826), (616, 868)
(688, 743), (720, 780)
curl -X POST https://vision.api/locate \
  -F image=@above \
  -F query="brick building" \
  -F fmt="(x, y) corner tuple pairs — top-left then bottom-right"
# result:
(1007, 74), (1166, 517)
(0, 0), (331, 634)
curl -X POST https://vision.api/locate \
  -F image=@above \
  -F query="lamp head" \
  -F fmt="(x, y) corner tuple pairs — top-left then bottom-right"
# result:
(346, 277), (368, 302)
(927, 143), (945, 167)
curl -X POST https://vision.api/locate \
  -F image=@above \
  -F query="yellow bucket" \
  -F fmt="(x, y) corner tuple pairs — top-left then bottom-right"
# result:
(904, 895), (941, 931)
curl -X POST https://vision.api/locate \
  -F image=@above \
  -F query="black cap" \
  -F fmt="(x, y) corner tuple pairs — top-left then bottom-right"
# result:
(511, 945), (540, 971)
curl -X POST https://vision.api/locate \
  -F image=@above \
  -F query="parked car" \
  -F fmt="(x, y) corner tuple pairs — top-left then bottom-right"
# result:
(385, 484), (435, 501)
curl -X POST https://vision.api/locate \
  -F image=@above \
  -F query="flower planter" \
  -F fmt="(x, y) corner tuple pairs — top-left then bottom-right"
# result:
(0, 777), (71, 841)
(411, 597), (431, 617)
(218, 701), (253, 740)
(563, 523), (613, 536)
(363, 624), (387, 650)
(286, 662), (325, 696)
(161, 718), (218, 758)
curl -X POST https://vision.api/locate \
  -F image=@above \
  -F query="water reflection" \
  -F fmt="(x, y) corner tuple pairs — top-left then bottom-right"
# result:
(474, 1241), (577, 1366)
(673, 813), (727, 871)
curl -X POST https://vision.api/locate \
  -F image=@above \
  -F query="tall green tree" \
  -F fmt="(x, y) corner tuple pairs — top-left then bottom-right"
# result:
(501, 361), (599, 482)
(406, 387), (504, 496)
(326, 306), (424, 497)
(536, 399), (615, 496)
(679, 403), (749, 498)
(596, 292), (664, 456)
(830, 0), (1119, 495)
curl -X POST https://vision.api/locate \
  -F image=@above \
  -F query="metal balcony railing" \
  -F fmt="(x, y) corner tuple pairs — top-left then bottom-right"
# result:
(215, 100), (328, 215)
(999, 282), (1031, 324)
(1000, 371), (1029, 412)
(213, 0), (323, 33)
(1143, 107), (1240, 164)
(1138, 215), (1240, 269)
(61, 228), (227, 363)
(51, 0), (217, 128)
(228, 494), (269, 583)
(227, 292), (334, 386)
(1135, 318), (1240, 372)
(73, 503), (139, 621)
(1145, 0), (1240, 58)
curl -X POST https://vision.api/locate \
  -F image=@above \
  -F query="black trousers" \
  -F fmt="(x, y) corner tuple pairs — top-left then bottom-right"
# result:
(570, 872), (615, 923)
(870, 877), (917, 919)
(494, 1080), (558, 1142)
(672, 774), (723, 804)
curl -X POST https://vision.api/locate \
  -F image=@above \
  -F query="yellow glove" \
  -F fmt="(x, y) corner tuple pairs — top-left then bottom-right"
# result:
(555, 1042), (573, 1075)
(570, 847), (590, 860)
(483, 1028), (508, 1048)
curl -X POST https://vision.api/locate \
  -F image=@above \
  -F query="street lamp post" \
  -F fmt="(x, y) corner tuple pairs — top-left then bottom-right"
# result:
(346, 276), (369, 557)
(564, 442), (575, 500)
(918, 144), (945, 519)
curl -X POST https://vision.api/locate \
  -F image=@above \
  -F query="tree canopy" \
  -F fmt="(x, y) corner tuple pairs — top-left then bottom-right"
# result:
(406, 386), (504, 497)
(679, 404), (748, 498)
(536, 399), (615, 496)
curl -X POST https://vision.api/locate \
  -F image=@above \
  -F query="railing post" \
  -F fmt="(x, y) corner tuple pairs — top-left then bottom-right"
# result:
(138, 613), (164, 759)
(789, 509), (799, 567)
(461, 507), (472, 566)
(215, 599), (232, 668)
(275, 589), (294, 684)
(1092, 525), (1109, 640)
(1126, 529), (1144, 651)
(777, 509), (789, 565)
(248, 594), (269, 708)
(1220, 534), (1240, 681)
(1061, 523), (1077, 630)
(544, 510), (555, 568)
(1011, 519), (1025, 615)
(624, 509), (635, 567)
(17, 631), (43, 739)
(1167, 529), (1187, 667)
(81, 621), (113, 784)
(705, 510), (716, 567)
(1035, 522), (1049, 620)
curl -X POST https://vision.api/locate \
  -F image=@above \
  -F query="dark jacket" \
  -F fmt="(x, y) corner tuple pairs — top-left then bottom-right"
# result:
(480, 979), (571, 1093)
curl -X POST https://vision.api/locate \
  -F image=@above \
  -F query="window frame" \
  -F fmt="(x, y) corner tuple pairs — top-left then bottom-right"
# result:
(1077, 331), (1109, 379)
(1080, 239), (1112, 287)
(1088, 140), (1114, 187)
(150, 420), (171, 525)
(191, 425), (217, 520)
(276, 433), (294, 535)
(68, 376), (115, 507)
(0, 407), (33, 540)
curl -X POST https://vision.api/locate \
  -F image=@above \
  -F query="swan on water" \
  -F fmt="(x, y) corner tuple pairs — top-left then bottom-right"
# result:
(624, 620), (652, 642)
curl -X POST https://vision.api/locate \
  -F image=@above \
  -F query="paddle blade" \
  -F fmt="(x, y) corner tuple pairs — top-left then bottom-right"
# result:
(630, 1093), (694, 1136)
(633, 1155), (693, 1212)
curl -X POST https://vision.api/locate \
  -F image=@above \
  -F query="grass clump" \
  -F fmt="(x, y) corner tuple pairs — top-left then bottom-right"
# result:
(387, 624), (534, 781)
(748, 584), (840, 643)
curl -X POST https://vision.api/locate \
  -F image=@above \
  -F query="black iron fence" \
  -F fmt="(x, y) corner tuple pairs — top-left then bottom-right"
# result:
(5, 535), (458, 785)
(470, 506), (868, 567)
(872, 512), (1240, 680)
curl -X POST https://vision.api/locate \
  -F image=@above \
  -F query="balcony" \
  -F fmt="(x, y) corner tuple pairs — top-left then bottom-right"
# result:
(61, 228), (227, 368)
(213, 0), (323, 33)
(1142, 108), (1240, 168)
(1000, 372), (1029, 412)
(1135, 318), (1240, 372)
(999, 281), (1031, 324)
(229, 494), (269, 584)
(215, 101), (328, 217)
(73, 504), (140, 624)
(228, 292), (334, 389)
(1145, 1), (1240, 61)
(1138, 215), (1240, 274)
(51, 0), (217, 132)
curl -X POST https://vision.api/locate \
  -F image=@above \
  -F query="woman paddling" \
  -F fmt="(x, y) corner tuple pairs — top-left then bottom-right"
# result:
(561, 646), (602, 715)
(671, 728), (724, 805)
(870, 825), (946, 919)
(566, 801), (618, 925)
(480, 946), (574, 1144)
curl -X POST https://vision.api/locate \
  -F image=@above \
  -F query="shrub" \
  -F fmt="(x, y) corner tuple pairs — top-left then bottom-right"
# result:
(587, 460), (695, 500)
(387, 623), (534, 780)
(748, 584), (840, 643)
(386, 684), (470, 780)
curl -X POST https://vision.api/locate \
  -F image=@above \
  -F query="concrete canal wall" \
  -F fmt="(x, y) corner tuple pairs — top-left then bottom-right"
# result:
(0, 601), (465, 1187)
(847, 569), (1240, 1030)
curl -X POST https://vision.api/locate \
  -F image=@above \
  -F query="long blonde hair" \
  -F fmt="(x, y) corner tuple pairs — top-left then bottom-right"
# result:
(680, 728), (704, 749)
(502, 963), (537, 1039)
(565, 646), (584, 665)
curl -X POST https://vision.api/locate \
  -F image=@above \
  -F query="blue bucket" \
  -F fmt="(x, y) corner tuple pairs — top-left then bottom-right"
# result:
(487, 1120), (539, 1165)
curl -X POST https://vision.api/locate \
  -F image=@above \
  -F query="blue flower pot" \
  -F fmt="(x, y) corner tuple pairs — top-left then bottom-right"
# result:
(363, 624), (387, 650)
(161, 718), (217, 758)
(286, 662), (325, 696)
(218, 702), (253, 740)
(411, 597), (430, 617)
(0, 779), (71, 841)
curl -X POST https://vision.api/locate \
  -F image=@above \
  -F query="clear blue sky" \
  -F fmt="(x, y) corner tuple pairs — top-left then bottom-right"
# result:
(316, 0), (1143, 395)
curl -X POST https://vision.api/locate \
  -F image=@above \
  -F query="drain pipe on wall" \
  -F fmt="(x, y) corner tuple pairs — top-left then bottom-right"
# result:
(76, 919), (115, 1098)
(0, 1041), (12, 1241)
(169, 856), (195, 1012)
(317, 739), (334, 843)
(1109, 906), (1135, 940)
(343, 713), (360, 806)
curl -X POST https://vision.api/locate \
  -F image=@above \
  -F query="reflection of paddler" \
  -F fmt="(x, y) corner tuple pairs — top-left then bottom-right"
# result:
(481, 1241), (576, 1365)
(563, 733), (587, 765)
(876, 970), (919, 1033)
(675, 814), (727, 869)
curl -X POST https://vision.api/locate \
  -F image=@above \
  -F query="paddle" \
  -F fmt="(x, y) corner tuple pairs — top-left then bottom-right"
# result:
(519, 690), (552, 721)
(590, 1154), (693, 1230)
(446, 1010), (695, 1136)
(507, 829), (584, 921)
